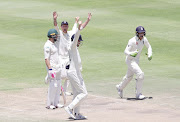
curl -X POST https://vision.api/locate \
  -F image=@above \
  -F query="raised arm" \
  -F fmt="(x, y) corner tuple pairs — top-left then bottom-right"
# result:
(53, 11), (61, 41)
(53, 11), (60, 32)
(53, 11), (58, 26)
(71, 17), (79, 34)
(81, 13), (92, 29)
(72, 21), (82, 48)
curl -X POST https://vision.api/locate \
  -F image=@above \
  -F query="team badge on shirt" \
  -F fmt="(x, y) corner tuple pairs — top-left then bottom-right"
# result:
(136, 42), (138, 45)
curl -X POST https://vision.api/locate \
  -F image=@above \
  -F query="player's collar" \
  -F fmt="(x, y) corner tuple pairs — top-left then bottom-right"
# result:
(135, 36), (144, 41)
(47, 40), (54, 44)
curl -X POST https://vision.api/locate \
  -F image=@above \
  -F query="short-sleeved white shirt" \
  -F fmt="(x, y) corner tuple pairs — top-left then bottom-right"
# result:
(44, 40), (60, 69)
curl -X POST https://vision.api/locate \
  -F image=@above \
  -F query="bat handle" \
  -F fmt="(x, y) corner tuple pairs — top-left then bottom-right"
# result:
(61, 86), (64, 91)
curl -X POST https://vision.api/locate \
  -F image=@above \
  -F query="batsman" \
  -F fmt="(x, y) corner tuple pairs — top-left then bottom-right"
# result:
(44, 29), (61, 109)
(116, 26), (152, 100)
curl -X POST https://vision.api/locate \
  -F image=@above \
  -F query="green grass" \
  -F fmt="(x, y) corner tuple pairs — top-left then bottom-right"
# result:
(0, 0), (180, 105)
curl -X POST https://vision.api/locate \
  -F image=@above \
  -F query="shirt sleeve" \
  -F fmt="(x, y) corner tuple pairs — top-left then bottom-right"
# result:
(80, 26), (84, 30)
(71, 23), (78, 35)
(144, 37), (152, 57)
(71, 29), (80, 49)
(44, 44), (51, 59)
(124, 40), (134, 55)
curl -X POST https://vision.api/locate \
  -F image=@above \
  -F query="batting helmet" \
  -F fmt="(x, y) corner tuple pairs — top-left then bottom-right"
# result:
(136, 26), (146, 37)
(47, 29), (58, 38)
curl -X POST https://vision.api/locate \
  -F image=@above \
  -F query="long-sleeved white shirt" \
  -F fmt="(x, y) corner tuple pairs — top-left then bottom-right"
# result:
(68, 29), (81, 72)
(124, 36), (152, 61)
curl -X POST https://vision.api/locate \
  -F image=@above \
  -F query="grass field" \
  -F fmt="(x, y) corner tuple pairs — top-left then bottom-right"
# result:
(0, 0), (180, 121)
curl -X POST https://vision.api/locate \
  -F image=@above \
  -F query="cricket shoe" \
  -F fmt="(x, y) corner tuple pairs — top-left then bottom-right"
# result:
(65, 106), (75, 119)
(65, 92), (73, 96)
(74, 113), (87, 120)
(116, 85), (123, 98)
(136, 94), (145, 100)
(55, 104), (64, 108)
(46, 105), (56, 110)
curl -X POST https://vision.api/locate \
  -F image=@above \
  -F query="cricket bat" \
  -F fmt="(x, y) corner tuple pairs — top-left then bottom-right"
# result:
(61, 86), (66, 105)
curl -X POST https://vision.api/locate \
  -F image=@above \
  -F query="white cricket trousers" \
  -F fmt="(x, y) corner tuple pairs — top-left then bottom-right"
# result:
(59, 57), (71, 92)
(119, 59), (144, 97)
(67, 71), (88, 114)
(47, 71), (61, 107)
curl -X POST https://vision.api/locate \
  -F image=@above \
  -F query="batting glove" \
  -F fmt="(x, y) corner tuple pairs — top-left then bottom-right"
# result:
(145, 53), (152, 61)
(148, 56), (152, 61)
(48, 69), (56, 78)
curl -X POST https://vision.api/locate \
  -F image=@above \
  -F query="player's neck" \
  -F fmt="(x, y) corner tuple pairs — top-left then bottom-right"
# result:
(139, 37), (143, 41)
(49, 38), (55, 43)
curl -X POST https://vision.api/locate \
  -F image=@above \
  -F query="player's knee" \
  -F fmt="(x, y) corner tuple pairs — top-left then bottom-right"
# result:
(137, 72), (144, 81)
(123, 75), (133, 82)
(79, 92), (87, 101)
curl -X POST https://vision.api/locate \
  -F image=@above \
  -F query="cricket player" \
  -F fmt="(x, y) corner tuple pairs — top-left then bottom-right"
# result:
(64, 21), (88, 120)
(44, 29), (62, 109)
(116, 26), (152, 100)
(53, 12), (92, 95)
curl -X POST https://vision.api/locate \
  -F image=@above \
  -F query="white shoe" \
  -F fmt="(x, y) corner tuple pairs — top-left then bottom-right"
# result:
(65, 106), (75, 119)
(75, 113), (87, 120)
(45, 75), (50, 84)
(116, 85), (123, 98)
(55, 104), (64, 108)
(65, 92), (73, 96)
(136, 94), (145, 100)
(46, 105), (56, 109)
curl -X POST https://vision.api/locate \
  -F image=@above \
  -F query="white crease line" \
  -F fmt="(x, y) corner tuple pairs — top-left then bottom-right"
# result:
(89, 94), (126, 102)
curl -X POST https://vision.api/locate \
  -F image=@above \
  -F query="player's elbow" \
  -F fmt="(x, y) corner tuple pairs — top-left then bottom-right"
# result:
(124, 50), (128, 55)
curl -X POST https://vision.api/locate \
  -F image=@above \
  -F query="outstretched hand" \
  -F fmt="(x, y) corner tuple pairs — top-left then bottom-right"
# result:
(53, 11), (58, 19)
(87, 13), (92, 21)
(75, 16), (80, 23)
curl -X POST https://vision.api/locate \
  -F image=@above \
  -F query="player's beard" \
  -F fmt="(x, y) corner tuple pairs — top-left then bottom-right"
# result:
(54, 38), (57, 42)
(138, 34), (144, 40)
(63, 29), (67, 33)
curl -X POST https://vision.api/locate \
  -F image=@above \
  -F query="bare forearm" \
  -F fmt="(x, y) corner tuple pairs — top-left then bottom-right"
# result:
(45, 59), (51, 69)
(54, 19), (57, 26)
(82, 19), (90, 29)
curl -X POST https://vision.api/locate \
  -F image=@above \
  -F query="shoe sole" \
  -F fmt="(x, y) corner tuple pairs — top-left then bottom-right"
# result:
(46, 106), (56, 110)
(74, 118), (87, 120)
